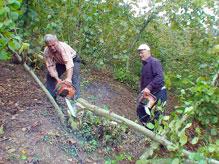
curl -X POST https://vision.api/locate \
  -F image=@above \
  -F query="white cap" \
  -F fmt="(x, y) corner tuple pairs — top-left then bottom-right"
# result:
(137, 44), (150, 51)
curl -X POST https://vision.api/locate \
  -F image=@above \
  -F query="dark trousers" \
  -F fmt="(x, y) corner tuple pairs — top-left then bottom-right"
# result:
(137, 89), (167, 125)
(46, 56), (80, 100)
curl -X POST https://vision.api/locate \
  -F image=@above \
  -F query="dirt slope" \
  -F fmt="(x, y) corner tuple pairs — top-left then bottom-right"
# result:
(0, 62), (85, 163)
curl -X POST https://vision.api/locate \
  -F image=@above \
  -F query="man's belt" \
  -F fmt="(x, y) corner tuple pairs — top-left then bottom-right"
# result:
(73, 55), (81, 63)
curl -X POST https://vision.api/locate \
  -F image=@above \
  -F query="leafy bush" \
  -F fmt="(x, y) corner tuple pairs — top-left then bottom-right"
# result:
(178, 77), (219, 126)
(0, 0), (22, 60)
(113, 67), (139, 89)
(198, 140), (219, 160)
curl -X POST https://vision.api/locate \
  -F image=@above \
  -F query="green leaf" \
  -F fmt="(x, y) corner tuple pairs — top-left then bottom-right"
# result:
(20, 154), (27, 160)
(10, 11), (19, 21)
(113, 55), (119, 59)
(185, 123), (192, 129)
(103, 105), (109, 111)
(188, 152), (204, 161)
(163, 116), (170, 121)
(0, 50), (11, 60)
(210, 128), (217, 136)
(105, 160), (111, 164)
(13, 35), (22, 42)
(8, 39), (20, 51)
(198, 160), (207, 164)
(4, 19), (15, 30)
(216, 140), (219, 146)
(195, 127), (201, 135)
(19, 42), (29, 54)
(171, 158), (180, 164)
(175, 121), (181, 131)
(146, 123), (154, 130)
(212, 117), (218, 124)
(208, 145), (215, 153)
(8, 0), (21, 10)
(47, 15), (52, 19)
(0, 23), (4, 29)
(212, 45), (219, 53)
(179, 133), (187, 146)
(191, 137), (199, 145)
(184, 106), (193, 114)
(0, 37), (8, 47)
(176, 74), (181, 79)
(0, 1), (3, 7)
(0, 7), (7, 17)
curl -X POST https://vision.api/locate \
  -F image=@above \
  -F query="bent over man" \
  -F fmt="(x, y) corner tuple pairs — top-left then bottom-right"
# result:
(43, 34), (80, 100)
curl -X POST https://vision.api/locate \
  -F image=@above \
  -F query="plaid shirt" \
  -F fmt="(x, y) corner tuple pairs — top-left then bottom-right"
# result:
(44, 41), (76, 78)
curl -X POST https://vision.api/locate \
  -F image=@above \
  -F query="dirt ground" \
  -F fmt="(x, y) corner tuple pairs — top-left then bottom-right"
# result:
(0, 61), (176, 163)
(0, 62), (85, 163)
(80, 68), (177, 120)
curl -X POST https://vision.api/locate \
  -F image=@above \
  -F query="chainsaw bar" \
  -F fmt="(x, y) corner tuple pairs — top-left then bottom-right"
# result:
(65, 98), (77, 117)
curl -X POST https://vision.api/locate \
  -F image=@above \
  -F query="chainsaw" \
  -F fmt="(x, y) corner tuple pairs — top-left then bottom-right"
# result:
(55, 81), (77, 117)
(137, 92), (157, 121)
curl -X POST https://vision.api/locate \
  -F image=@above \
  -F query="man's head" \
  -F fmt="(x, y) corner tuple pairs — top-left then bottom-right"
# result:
(44, 34), (58, 53)
(137, 44), (151, 61)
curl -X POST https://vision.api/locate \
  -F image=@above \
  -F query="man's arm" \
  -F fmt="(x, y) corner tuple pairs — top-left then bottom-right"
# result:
(44, 49), (61, 82)
(59, 42), (75, 83)
(65, 67), (73, 83)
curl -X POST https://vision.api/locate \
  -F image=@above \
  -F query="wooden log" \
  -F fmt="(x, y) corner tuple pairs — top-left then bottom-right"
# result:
(76, 98), (219, 164)
(77, 98), (172, 145)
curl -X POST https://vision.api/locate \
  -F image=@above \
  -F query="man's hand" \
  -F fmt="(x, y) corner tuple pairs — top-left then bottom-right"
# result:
(57, 78), (62, 84)
(64, 79), (72, 84)
(142, 87), (150, 96)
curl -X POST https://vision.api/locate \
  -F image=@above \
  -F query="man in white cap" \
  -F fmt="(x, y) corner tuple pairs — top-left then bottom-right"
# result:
(136, 43), (167, 128)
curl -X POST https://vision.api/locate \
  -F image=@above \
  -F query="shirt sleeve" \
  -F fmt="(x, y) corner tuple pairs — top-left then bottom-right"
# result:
(59, 43), (75, 70)
(146, 60), (164, 91)
(44, 49), (58, 78)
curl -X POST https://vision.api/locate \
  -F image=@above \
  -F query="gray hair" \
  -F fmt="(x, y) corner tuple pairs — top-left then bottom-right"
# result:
(44, 34), (58, 43)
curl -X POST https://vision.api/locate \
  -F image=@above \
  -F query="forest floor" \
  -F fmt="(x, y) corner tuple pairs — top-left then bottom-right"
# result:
(0, 61), (177, 164)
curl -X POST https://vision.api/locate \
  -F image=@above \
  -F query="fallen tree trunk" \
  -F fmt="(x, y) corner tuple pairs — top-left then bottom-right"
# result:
(77, 98), (172, 146)
(77, 98), (219, 164)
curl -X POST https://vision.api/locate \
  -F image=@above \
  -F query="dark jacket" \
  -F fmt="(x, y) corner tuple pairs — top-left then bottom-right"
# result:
(140, 56), (164, 94)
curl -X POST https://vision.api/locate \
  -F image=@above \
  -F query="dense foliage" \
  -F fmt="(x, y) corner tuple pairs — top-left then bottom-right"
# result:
(0, 0), (22, 60)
